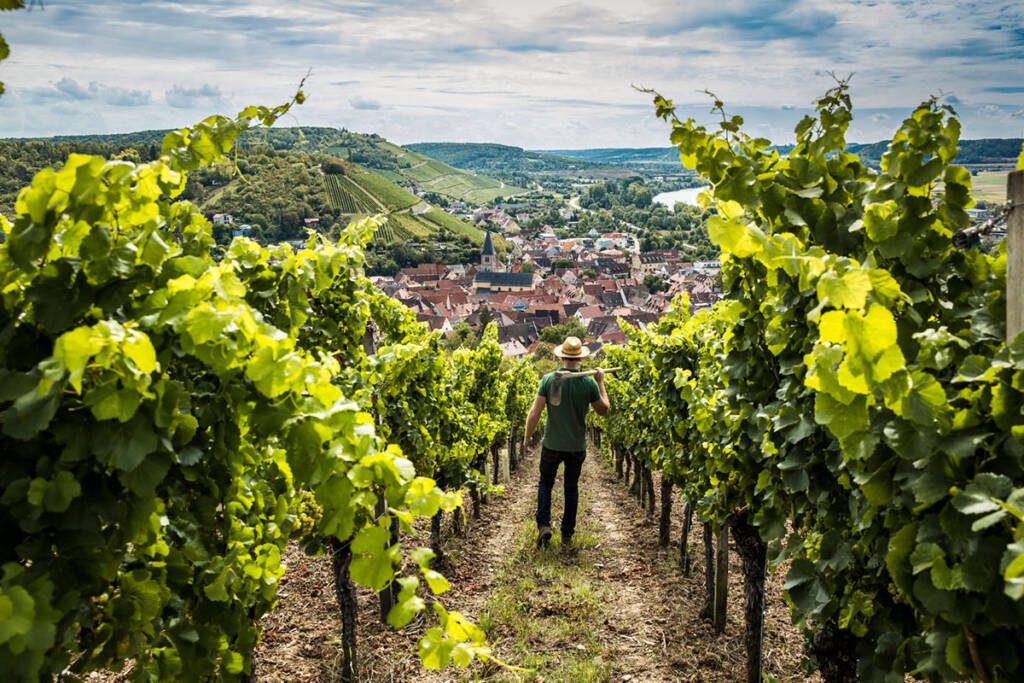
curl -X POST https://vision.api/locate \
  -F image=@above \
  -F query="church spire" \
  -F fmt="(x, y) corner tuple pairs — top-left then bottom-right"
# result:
(480, 229), (498, 271)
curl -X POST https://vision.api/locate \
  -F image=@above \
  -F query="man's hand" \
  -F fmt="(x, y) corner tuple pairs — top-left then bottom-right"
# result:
(593, 367), (605, 384)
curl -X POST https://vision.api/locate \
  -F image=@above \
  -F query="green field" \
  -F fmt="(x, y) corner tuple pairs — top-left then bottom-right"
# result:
(349, 170), (420, 211)
(323, 174), (377, 213)
(420, 208), (493, 244)
(389, 213), (433, 238)
(971, 171), (1010, 203)
(385, 146), (527, 204)
(323, 166), (488, 246)
(322, 139), (528, 205)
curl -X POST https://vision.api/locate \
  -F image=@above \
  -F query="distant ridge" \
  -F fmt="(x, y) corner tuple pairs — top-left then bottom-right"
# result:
(2, 127), (527, 205)
(406, 142), (633, 178)
(540, 147), (677, 164)
(0, 129), (498, 252)
(540, 139), (1023, 167)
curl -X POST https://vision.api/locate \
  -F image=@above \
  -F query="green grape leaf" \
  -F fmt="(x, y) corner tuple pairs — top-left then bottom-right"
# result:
(350, 525), (398, 591)
(422, 569), (451, 595)
(706, 215), (765, 258)
(0, 586), (34, 644)
(405, 478), (442, 517)
(418, 626), (455, 670)
(817, 269), (871, 310)
(386, 576), (424, 629)
(410, 547), (436, 570)
(952, 473), (1012, 515)
(42, 471), (81, 512)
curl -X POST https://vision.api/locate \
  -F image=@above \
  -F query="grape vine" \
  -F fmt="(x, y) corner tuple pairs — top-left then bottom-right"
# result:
(594, 84), (1024, 682)
(0, 96), (535, 681)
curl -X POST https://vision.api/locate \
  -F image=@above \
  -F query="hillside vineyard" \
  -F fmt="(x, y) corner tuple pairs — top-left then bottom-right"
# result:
(1, 82), (1023, 683)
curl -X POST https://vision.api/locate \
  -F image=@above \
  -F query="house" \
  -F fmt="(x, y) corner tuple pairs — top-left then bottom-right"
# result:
(600, 329), (628, 345)
(498, 321), (539, 343)
(524, 311), (559, 330)
(622, 312), (659, 329)
(416, 314), (453, 333)
(596, 232), (630, 249)
(473, 271), (535, 293)
(600, 291), (625, 308)
(499, 339), (531, 358)
(562, 303), (584, 318)
(212, 213), (234, 225)
(574, 305), (604, 326)
(587, 316), (619, 339)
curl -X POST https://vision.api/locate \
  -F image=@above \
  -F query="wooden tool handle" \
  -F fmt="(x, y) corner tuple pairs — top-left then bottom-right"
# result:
(554, 366), (621, 378)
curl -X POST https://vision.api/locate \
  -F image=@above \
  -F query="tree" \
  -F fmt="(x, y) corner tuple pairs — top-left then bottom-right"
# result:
(477, 307), (495, 332)
(444, 322), (477, 350)
(539, 318), (587, 344)
(644, 274), (668, 293)
(322, 158), (346, 175)
(530, 342), (559, 375)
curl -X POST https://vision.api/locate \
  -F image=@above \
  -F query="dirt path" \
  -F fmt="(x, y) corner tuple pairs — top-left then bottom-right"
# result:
(253, 447), (816, 682)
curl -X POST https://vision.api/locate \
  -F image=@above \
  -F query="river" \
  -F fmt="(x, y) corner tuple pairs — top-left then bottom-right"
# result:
(653, 186), (711, 210)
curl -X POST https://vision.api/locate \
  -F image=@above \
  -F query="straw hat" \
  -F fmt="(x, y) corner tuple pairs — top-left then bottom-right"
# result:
(554, 336), (590, 359)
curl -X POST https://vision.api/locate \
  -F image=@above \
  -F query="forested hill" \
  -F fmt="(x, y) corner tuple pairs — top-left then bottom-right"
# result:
(406, 142), (630, 179)
(542, 147), (678, 164)
(544, 138), (1024, 167)
(846, 137), (1023, 166)
(3, 127), (525, 205)
(0, 135), (497, 273)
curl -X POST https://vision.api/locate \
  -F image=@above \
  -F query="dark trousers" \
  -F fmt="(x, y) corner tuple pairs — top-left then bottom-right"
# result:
(536, 447), (586, 537)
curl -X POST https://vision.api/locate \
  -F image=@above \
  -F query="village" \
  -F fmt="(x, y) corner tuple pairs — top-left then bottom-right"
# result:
(371, 215), (723, 357)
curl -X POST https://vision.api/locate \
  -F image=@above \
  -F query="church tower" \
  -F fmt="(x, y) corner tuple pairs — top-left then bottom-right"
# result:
(480, 229), (498, 271)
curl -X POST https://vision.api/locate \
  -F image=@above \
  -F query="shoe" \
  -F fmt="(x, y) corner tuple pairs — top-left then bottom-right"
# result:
(561, 534), (574, 547)
(537, 526), (553, 547)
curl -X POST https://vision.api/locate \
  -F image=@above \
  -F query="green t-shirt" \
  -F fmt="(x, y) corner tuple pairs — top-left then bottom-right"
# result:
(538, 369), (600, 452)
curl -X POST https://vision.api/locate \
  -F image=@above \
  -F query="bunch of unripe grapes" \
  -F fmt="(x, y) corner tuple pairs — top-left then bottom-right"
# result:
(289, 490), (322, 538)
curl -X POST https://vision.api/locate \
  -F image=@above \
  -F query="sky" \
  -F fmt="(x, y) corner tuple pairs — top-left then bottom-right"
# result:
(0, 0), (1022, 148)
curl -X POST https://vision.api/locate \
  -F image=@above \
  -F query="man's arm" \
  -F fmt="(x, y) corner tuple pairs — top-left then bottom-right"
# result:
(522, 394), (546, 450)
(590, 367), (609, 416)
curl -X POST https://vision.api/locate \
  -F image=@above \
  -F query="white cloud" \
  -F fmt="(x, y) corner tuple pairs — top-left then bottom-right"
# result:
(0, 0), (1021, 145)
(165, 84), (226, 109)
(350, 97), (381, 110)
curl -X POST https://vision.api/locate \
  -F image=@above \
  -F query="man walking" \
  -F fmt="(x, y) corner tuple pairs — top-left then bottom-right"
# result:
(522, 336), (609, 547)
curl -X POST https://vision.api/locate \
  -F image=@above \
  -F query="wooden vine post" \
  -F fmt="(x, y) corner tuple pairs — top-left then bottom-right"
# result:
(713, 527), (729, 633)
(1008, 170), (1023, 341)
(700, 523), (715, 620)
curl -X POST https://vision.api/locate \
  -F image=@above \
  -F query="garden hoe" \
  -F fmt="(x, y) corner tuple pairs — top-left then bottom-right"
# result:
(549, 367), (620, 406)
